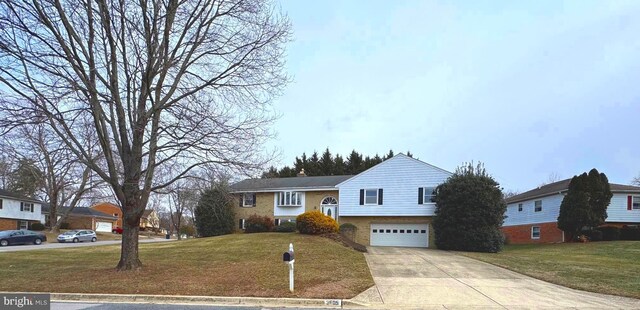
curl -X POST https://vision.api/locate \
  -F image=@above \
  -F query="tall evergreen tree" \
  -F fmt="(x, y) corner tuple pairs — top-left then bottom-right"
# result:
(334, 155), (345, 175)
(194, 183), (235, 237)
(346, 150), (363, 174)
(319, 148), (334, 175)
(384, 149), (394, 160)
(557, 169), (612, 240)
(307, 151), (320, 176)
(8, 159), (43, 197)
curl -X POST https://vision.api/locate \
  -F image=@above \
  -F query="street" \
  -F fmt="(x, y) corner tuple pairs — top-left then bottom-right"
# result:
(0, 238), (172, 253)
(52, 303), (332, 310)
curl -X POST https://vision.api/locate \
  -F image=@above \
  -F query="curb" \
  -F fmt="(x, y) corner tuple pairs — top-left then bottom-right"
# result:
(0, 292), (372, 308)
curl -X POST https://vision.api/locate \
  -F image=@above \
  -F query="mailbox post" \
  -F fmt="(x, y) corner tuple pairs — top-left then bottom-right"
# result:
(283, 243), (295, 292)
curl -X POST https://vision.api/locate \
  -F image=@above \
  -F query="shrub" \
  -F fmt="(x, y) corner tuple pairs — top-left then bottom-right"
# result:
(194, 184), (235, 237)
(30, 222), (46, 231)
(274, 221), (296, 233)
(245, 214), (274, 233)
(339, 223), (357, 241)
(179, 224), (196, 238)
(59, 222), (70, 229)
(598, 226), (620, 241)
(584, 229), (602, 242)
(620, 226), (640, 241)
(296, 211), (338, 235)
(433, 162), (506, 253)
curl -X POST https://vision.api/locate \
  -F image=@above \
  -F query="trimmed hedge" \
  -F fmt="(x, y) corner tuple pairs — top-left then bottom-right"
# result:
(620, 226), (640, 240)
(244, 214), (274, 233)
(274, 221), (296, 232)
(30, 222), (46, 231)
(598, 226), (620, 241)
(584, 229), (602, 242)
(296, 211), (338, 235)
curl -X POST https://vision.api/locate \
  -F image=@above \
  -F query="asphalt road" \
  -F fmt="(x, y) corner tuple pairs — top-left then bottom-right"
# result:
(0, 238), (172, 253)
(51, 303), (332, 310)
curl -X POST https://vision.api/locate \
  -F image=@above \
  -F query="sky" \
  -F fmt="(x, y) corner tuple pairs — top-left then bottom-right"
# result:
(266, 0), (640, 192)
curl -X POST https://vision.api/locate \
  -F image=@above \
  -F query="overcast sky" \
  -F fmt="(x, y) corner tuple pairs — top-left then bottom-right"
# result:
(266, 0), (640, 192)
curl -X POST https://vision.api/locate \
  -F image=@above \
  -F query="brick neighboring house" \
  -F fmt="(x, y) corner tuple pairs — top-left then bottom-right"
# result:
(0, 189), (45, 230)
(230, 154), (452, 248)
(42, 205), (118, 232)
(503, 179), (640, 244)
(90, 202), (158, 231)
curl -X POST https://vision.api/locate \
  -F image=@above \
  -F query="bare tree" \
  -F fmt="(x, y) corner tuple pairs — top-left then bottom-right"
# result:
(503, 189), (520, 199)
(633, 174), (640, 186)
(0, 0), (289, 270)
(1, 123), (103, 232)
(539, 172), (562, 187)
(166, 181), (200, 240)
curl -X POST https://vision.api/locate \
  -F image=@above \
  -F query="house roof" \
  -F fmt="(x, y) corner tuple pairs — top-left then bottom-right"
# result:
(0, 189), (45, 204)
(230, 175), (353, 192)
(42, 204), (117, 220)
(142, 209), (154, 218)
(505, 178), (640, 204)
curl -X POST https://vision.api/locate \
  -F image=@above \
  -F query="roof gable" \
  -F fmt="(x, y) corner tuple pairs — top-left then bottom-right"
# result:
(336, 153), (452, 187)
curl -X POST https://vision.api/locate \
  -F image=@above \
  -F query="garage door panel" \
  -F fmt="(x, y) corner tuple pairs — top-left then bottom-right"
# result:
(371, 223), (429, 248)
(95, 221), (113, 232)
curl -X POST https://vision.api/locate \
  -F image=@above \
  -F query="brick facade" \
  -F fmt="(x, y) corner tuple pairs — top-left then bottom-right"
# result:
(90, 203), (122, 227)
(0, 218), (18, 230)
(339, 216), (435, 247)
(501, 222), (564, 244)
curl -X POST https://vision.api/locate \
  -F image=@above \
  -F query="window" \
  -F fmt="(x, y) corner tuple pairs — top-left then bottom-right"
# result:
(423, 187), (436, 203)
(531, 226), (541, 239)
(20, 202), (34, 212)
(534, 200), (542, 212)
(242, 193), (255, 207)
(19, 221), (28, 230)
(320, 196), (338, 205)
(364, 189), (378, 205)
(0, 199), (3, 209)
(277, 191), (302, 206)
(633, 196), (640, 210)
(518, 203), (523, 212)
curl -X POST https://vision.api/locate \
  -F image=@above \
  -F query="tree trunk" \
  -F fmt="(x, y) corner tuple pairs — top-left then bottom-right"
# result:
(117, 221), (142, 270)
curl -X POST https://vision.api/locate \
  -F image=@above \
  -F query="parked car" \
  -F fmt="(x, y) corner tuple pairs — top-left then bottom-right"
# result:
(112, 227), (123, 234)
(0, 230), (47, 246)
(57, 230), (97, 243)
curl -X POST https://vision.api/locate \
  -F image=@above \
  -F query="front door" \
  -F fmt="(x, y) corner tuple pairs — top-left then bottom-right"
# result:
(322, 206), (337, 220)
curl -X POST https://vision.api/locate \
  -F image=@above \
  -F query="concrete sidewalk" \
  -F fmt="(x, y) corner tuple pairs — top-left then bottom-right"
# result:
(350, 247), (640, 309)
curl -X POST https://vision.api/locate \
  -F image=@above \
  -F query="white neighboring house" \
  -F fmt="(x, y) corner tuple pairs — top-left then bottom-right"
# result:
(0, 189), (45, 231)
(337, 154), (452, 248)
(503, 179), (640, 244)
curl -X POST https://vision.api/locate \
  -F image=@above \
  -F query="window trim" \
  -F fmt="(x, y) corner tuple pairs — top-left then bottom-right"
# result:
(632, 196), (640, 210)
(277, 191), (302, 207)
(364, 189), (379, 205)
(422, 187), (436, 203)
(19, 220), (28, 230)
(531, 226), (541, 239)
(242, 193), (255, 207)
(518, 203), (523, 212)
(534, 200), (542, 212)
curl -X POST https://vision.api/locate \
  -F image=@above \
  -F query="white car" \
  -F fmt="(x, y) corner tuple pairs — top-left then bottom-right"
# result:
(57, 230), (97, 243)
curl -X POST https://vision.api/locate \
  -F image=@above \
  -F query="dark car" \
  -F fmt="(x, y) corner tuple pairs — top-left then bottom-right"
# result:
(0, 230), (47, 246)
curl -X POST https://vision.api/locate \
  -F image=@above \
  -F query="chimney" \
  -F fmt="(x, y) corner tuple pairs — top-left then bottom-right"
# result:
(297, 169), (306, 177)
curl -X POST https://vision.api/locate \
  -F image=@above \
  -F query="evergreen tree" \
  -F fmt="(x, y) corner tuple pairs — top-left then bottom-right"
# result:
(8, 159), (43, 197)
(261, 166), (279, 178)
(194, 183), (235, 237)
(557, 169), (612, 240)
(307, 151), (320, 175)
(334, 155), (345, 175)
(384, 149), (394, 160)
(433, 162), (506, 253)
(319, 148), (334, 175)
(406, 151), (413, 158)
(346, 150), (363, 174)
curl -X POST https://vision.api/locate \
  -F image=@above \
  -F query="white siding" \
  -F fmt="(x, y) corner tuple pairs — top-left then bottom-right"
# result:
(606, 193), (640, 223)
(337, 154), (451, 216)
(504, 192), (640, 226)
(0, 198), (44, 222)
(273, 192), (306, 217)
(504, 194), (563, 226)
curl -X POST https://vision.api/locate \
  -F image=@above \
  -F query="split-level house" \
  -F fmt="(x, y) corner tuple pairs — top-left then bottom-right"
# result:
(230, 154), (452, 248)
(503, 179), (640, 244)
(0, 189), (45, 230)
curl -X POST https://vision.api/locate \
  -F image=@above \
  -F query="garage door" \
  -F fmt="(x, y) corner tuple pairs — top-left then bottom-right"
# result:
(95, 221), (113, 232)
(370, 223), (429, 247)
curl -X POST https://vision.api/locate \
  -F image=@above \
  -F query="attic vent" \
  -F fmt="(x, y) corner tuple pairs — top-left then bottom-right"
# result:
(297, 169), (306, 177)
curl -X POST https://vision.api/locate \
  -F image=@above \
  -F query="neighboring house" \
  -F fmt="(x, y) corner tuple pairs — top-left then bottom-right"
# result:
(140, 209), (159, 230)
(91, 202), (122, 228)
(230, 154), (452, 248)
(503, 179), (640, 244)
(0, 189), (45, 230)
(42, 205), (118, 232)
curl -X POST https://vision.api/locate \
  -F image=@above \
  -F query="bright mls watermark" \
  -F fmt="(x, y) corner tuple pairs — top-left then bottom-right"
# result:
(0, 294), (49, 309)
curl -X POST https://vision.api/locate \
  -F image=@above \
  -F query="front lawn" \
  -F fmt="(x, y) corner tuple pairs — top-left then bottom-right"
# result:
(460, 241), (640, 299)
(0, 233), (373, 299)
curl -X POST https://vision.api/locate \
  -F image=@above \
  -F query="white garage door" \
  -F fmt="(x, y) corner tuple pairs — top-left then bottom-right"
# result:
(95, 221), (113, 232)
(370, 223), (429, 248)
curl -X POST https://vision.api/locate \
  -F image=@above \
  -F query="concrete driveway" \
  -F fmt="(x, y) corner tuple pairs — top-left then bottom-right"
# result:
(0, 238), (172, 253)
(350, 247), (640, 309)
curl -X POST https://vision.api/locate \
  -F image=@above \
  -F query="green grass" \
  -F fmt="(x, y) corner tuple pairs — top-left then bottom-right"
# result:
(0, 233), (373, 298)
(460, 241), (640, 299)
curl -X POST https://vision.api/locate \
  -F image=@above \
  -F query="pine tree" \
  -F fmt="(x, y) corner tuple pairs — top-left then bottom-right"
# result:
(334, 155), (345, 175)
(319, 148), (334, 175)
(384, 149), (394, 160)
(346, 150), (363, 174)
(194, 184), (235, 237)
